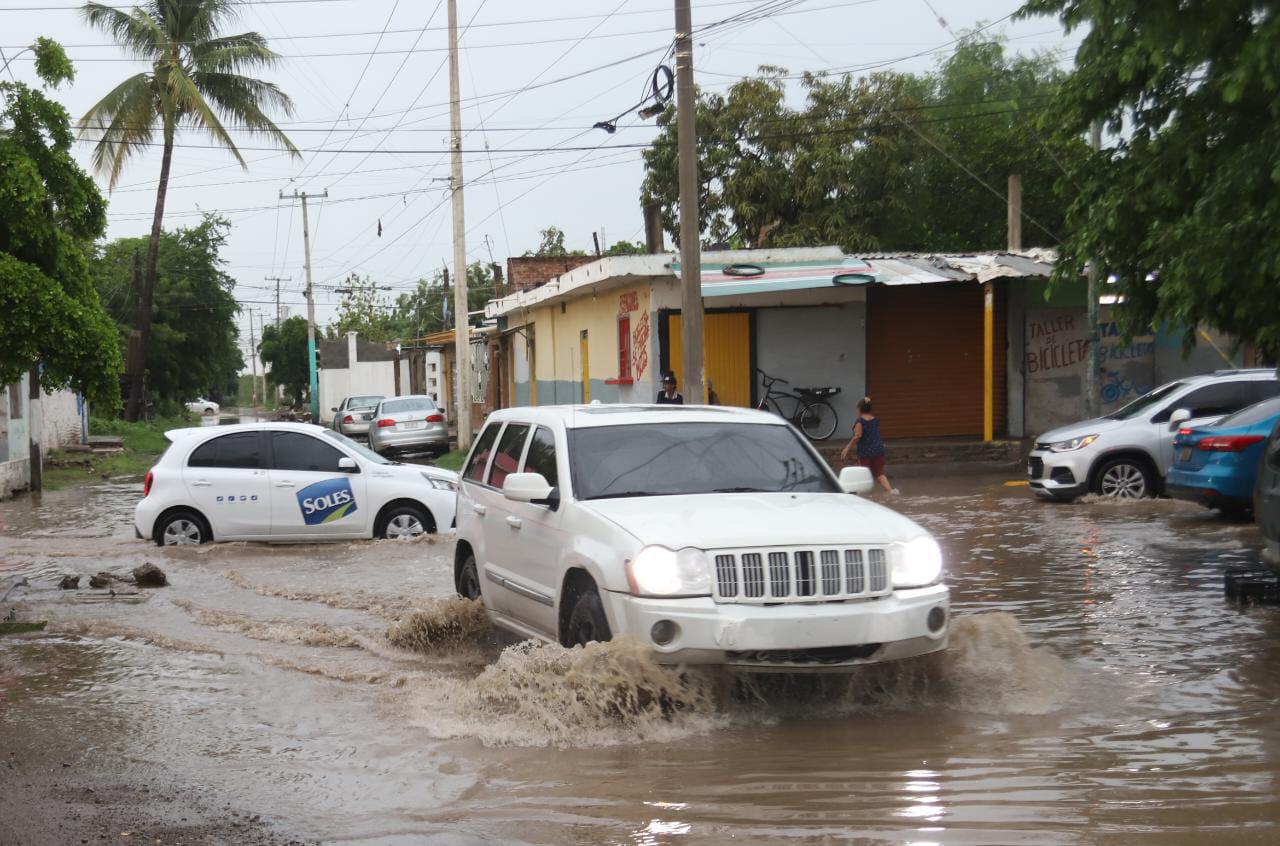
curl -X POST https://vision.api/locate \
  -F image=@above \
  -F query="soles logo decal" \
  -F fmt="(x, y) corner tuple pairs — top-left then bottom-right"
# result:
(297, 478), (358, 525)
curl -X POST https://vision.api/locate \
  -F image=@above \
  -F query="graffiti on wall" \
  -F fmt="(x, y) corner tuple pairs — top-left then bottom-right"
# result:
(631, 311), (650, 380)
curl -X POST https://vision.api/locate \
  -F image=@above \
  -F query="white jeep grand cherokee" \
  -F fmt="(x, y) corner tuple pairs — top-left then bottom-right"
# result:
(454, 405), (950, 671)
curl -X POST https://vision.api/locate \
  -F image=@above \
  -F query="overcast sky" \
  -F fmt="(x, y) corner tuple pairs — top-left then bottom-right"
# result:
(1, 0), (1080, 365)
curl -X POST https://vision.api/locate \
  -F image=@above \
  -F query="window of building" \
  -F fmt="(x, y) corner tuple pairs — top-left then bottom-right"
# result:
(617, 314), (632, 380)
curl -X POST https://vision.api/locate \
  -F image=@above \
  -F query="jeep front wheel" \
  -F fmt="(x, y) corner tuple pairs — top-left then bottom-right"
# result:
(565, 589), (612, 647)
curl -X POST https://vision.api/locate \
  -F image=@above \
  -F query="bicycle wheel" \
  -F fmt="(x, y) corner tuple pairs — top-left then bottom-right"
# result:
(797, 401), (838, 440)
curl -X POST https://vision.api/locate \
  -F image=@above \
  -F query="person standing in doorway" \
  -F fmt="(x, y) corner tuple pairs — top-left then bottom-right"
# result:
(840, 396), (898, 494)
(656, 373), (684, 404)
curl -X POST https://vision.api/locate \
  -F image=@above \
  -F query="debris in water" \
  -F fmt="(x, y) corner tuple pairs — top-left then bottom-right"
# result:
(132, 563), (168, 588)
(58, 575), (81, 590)
(88, 572), (118, 589)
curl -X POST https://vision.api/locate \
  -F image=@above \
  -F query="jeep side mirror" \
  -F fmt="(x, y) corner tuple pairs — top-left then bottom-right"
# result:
(337, 456), (358, 472)
(838, 465), (875, 495)
(503, 472), (557, 506)
(1168, 408), (1192, 430)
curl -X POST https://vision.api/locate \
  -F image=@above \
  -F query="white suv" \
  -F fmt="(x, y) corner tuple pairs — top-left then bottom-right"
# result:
(1028, 369), (1280, 500)
(454, 405), (950, 672)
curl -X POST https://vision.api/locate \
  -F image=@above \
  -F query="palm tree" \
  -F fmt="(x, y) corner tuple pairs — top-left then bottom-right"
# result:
(79, 0), (299, 420)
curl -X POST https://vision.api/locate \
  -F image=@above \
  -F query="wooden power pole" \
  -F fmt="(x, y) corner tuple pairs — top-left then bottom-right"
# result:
(674, 0), (704, 403)
(448, 0), (472, 448)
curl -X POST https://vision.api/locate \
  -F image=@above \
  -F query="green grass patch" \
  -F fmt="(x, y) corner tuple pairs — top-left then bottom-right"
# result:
(43, 416), (194, 490)
(432, 448), (468, 472)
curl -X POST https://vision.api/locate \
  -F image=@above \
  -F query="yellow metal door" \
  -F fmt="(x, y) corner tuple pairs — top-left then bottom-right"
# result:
(580, 330), (589, 403)
(667, 312), (751, 406)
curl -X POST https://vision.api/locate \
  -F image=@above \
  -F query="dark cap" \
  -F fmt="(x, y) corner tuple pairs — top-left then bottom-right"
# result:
(661, 374), (676, 383)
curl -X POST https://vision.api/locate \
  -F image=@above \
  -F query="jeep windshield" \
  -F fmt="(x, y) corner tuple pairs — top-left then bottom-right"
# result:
(1106, 381), (1186, 420)
(569, 421), (839, 500)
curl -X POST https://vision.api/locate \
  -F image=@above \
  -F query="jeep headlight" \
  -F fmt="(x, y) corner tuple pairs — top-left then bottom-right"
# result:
(893, 536), (943, 588)
(626, 546), (712, 596)
(420, 472), (457, 492)
(1048, 434), (1098, 452)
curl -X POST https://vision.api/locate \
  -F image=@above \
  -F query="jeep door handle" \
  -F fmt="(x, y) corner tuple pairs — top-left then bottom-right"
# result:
(274, 481), (295, 488)
(192, 480), (212, 487)
(472, 504), (487, 516)
(505, 516), (522, 529)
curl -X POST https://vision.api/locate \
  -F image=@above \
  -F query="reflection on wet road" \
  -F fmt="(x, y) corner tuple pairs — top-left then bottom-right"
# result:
(2, 475), (1278, 844)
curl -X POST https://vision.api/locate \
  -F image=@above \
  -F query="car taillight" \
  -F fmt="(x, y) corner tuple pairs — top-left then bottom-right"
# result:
(426, 413), (444, 423)
(143, 470), (153, 497)
(343, 414), (354, 423)
(377, 418), (396, 428)
(1177, 428), (1193, 436)
(1198, 435), (1265, 452)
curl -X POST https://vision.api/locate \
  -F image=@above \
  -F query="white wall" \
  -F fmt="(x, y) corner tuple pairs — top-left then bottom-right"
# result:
(42, 390), (85, 449)
(755, 305), (867, 436)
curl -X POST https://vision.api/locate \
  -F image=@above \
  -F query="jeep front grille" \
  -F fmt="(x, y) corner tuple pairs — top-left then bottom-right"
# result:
(713, 547), (889, 603)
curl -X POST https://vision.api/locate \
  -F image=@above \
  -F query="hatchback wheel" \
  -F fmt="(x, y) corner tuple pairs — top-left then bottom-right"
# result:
(157, 510), (207, 546)
(379, 505), (430, 539)
(1094, 457), (1153, 499)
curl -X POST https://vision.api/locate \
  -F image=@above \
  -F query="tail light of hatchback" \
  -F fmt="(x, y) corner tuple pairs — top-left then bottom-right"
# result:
(426, 413), (444, 423)
(143, 470), (153, 497)
(377, 418), (396, 428)
(1198, 435), (1264, 452)
(1177, 428), (1193, 436)
(343, 414), (354, 424)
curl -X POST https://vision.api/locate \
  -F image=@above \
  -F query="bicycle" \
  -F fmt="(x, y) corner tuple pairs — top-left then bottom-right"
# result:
(755, 369), (841, 441)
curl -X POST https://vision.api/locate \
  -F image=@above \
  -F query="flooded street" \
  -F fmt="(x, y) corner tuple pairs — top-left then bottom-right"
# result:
(2, 475), (1279, 845)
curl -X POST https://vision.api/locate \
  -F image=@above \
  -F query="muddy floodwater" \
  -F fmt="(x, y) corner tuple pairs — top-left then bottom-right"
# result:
(2, 474), (1279, 845)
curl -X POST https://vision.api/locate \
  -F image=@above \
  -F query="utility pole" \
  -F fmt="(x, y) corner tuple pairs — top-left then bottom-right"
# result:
(448, 0), (472, 448)
(265, 275), (290, 327)
(248, 310), (259, 419)
(279, 189), (327, 423)
(674, 0), (704, 404)
(1085, 122), (1102, 419)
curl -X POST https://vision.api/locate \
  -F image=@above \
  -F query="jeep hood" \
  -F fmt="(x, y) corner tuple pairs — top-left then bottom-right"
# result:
(581, 492), (930, 550)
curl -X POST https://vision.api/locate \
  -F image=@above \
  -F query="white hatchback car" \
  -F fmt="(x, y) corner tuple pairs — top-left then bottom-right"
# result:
(135, 422), (458, 545)
(454, 405), (950, 672)
(185, 397), (220, 416)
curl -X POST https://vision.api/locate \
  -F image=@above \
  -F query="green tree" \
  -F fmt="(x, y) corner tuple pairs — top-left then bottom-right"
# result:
(1018, 0), (1280, 358)
(393, 262), (496, 339)
(258, 316), (309, 406)
(78, 0), (299, 420)
(91, 215), (244, 406)
(604, 240), (647, 256)
(0, 39), (122, 411)
(523, 225), (588, 257)
(329, 274), (399, 342)
(640, 38), (1084, 252)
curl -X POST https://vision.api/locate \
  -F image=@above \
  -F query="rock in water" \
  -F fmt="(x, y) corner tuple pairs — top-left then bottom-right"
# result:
(58, 575), (81, 590)
(132, 563), (168, 588)
(88, 572), (115, 589)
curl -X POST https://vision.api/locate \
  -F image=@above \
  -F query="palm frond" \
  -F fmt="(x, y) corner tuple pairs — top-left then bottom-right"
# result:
(81, 2), (167, 60)
(78, 72), (159, 188)
(192, 41), (280, 75)
(178, 0), (242, 46)
(167, 69), (245, 167)
(195, 71), (299, 157)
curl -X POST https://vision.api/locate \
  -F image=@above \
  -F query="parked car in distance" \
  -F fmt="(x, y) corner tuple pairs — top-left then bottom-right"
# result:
(454, 404), (950, 672)
(186, 397), (220, 416)
(1028, 369), (1280, 500)
(1168, 396), (1280, 514)
(367, 395), (449, 457)
(134, 422), (458, 546)
(330, 394), (385, 439)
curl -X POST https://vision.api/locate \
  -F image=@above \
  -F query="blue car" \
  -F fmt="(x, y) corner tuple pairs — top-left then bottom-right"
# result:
(1169, 396), (1280, 513)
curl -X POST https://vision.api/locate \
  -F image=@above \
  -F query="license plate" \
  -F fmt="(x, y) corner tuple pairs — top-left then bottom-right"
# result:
(400, 421), (425, 430)
(360, 413), (373, 421)
(1178, 446), (1192, 463)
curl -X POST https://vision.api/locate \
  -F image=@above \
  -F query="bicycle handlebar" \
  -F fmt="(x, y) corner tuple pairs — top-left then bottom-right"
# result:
(756, 369), (788, 386)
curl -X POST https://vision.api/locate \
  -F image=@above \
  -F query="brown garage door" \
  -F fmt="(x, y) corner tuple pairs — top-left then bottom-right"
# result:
(866, 283), (1000, 439)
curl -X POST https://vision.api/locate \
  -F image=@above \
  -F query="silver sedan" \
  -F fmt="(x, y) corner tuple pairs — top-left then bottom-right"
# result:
(367, 395), (450, 456)
(330, 395), (385, 439)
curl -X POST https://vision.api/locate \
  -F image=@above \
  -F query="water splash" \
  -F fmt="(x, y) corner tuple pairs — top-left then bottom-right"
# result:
(223, 570), (410, 619)
(385, 597), (493, 654)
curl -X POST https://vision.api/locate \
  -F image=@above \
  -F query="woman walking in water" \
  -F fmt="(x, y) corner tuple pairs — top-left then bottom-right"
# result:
(839, 396), (898, 494)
